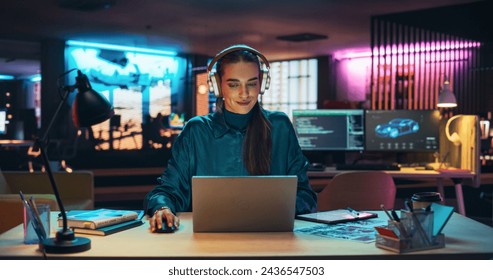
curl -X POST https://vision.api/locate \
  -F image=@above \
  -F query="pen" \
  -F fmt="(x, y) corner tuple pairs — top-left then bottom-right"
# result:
(380, 204), (394, 221)
(391, 209), (400, 222)
(391, 209), (409, 238)
(380, 204), (408, 238)
(346, 207), (360, 217)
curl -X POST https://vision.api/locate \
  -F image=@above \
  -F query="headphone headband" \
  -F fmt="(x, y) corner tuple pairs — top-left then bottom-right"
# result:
(207, 44), (270, 73)
(207, 44), (271, 97)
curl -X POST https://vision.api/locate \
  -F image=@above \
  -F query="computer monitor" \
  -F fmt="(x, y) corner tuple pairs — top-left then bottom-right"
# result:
(292, 109), (365, 151)
(0, 109), (6, 135)
(365, 110), (440, 152)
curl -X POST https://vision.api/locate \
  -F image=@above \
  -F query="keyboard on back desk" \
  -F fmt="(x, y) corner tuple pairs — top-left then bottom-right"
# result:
(335, 163), (401, 171)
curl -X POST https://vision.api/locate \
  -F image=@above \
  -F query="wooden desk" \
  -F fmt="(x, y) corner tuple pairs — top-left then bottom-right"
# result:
(308, 167), (477, 216)
(1, 212), (492, 259)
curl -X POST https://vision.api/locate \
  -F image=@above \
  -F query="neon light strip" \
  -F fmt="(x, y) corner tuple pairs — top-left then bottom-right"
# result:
(336, 41), (481, 60)
(0, 75), (15, 80)
(66, 40), (177, 56)
(30, 74), (42, 82)
(373, 41), (481, 56)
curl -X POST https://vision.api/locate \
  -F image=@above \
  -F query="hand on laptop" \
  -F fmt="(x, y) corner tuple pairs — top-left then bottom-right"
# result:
(149, 207), (180, 232)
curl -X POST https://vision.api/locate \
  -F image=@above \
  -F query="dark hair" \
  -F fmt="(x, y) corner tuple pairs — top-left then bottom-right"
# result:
(215, 49), (272, 175)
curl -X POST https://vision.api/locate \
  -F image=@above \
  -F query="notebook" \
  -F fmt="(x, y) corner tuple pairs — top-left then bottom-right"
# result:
(192, 176), (297, 232)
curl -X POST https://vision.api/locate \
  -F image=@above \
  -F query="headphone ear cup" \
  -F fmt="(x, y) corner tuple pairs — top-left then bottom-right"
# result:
(260, 70), (270, 95)
(449, 132), (461, 146)
(210, 73), (221, 98)
(208, 73), (215, 94)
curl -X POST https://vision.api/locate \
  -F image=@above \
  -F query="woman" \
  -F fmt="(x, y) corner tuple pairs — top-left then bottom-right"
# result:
(144, 45), (317, 232)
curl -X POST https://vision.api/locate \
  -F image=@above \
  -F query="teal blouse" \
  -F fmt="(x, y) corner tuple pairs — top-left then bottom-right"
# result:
(144, 108), (317, 215)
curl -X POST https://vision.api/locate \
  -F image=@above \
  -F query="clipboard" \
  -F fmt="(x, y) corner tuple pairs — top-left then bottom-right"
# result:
(296, 209), (378, 225)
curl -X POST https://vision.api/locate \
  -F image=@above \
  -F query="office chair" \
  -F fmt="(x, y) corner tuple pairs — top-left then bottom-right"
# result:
(317, 171), (396, 211)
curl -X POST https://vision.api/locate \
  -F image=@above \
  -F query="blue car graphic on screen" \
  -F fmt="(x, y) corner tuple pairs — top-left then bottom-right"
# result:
(375, 118), (420, 138)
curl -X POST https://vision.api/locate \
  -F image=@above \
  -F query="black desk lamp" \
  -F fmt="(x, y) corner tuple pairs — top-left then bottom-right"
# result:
(35, 69), (114, 253)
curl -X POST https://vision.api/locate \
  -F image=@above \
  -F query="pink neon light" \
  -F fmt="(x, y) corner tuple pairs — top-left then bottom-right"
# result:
(334, 40), (480, 60)
(372, 40), (480, 56)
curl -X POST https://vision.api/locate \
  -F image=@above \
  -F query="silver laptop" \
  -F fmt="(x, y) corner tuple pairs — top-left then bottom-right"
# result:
(192, 176), (297, 232)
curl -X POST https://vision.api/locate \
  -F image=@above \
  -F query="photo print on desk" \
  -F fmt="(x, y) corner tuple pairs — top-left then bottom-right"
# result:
(295, 219), (387, 243)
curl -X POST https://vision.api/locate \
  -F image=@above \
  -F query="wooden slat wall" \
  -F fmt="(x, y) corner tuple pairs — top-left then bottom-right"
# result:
(370, 17), (485, 114)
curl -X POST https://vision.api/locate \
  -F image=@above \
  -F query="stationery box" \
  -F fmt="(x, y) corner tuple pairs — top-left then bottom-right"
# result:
(376, 233), (445, 253)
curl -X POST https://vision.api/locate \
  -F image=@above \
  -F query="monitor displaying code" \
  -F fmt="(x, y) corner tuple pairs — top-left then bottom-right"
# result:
(292, 109), (364, 151)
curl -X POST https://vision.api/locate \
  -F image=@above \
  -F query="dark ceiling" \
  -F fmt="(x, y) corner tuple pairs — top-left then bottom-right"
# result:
(378, 1), (492, 42)
(0, 0), (485, 76)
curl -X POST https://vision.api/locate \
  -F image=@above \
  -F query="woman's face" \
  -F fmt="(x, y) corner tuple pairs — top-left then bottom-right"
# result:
(220, 61), (260, 114)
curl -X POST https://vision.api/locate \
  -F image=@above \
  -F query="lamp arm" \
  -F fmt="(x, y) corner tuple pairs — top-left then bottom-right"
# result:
(34, 88), (71, 231)
(35, 68), (92, 254)
(38, 88), (70, 145)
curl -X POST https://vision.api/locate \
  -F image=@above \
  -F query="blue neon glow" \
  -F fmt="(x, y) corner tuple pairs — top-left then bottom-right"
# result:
(66, 40), (177, 56)
(30, 74), (42, 82)
(0, 75), (15, 80)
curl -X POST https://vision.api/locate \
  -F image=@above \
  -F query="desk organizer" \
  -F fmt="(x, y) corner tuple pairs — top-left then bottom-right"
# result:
(375, 210), (445, 253)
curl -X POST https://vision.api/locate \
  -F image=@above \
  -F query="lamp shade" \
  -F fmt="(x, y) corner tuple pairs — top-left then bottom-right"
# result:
(72, 70), (114, 127)
(437, 80), (457, 108)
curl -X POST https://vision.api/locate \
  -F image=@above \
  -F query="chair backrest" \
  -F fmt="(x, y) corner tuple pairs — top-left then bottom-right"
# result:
(0, 194), (58, 234)
(317, 171), (396, 211)
(2, 171), (94, 210)
(0, 169), (12, 194)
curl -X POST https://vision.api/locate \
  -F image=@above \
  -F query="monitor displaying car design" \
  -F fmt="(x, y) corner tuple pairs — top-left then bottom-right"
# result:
(375, 118), (420, 138)
(365, 110), (440, 151)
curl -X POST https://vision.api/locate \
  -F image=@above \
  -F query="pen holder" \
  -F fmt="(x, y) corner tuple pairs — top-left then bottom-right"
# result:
(375, 210), (445, 253)
(23, 203), (50, 244)
(400, 210), (433, 248)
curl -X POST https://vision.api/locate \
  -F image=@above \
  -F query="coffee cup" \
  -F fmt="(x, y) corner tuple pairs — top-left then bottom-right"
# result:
(411, 192), (442, 210)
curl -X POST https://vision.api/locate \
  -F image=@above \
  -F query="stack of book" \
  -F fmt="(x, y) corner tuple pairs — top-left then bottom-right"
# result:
(58, 208), (144, 236)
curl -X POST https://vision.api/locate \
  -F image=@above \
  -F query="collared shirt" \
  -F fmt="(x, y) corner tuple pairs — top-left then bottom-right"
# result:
(144, 108), (317, 216)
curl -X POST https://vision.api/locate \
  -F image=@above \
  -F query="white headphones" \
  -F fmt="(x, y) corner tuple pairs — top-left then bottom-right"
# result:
(207, 44), (271, 98)
(446, 115), (462, 146)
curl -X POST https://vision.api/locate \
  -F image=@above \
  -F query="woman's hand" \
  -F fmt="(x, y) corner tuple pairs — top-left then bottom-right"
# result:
(148, 207), (180, 232)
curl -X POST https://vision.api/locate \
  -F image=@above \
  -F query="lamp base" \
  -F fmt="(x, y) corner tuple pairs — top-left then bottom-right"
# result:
(41, 229), (91, 254)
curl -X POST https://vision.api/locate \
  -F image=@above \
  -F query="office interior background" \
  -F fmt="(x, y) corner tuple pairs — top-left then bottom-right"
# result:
(0, 1), (492, 225)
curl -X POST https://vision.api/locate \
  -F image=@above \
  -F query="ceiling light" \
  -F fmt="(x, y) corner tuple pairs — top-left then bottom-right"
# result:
(276, 33), (328, 42)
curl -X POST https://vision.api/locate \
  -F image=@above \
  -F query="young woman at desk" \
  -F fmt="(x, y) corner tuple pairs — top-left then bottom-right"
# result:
(144, 44), (317, 232)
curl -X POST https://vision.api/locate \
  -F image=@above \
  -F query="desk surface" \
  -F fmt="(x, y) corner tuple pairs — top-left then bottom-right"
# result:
(308, 167), (476, 179)
(1, 212), (492, 259)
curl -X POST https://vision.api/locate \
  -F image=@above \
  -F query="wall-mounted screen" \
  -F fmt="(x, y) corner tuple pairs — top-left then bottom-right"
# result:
(65, 43), (187, 150)
(365, 110), (440, 152)
(292, 109), (364, 151)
